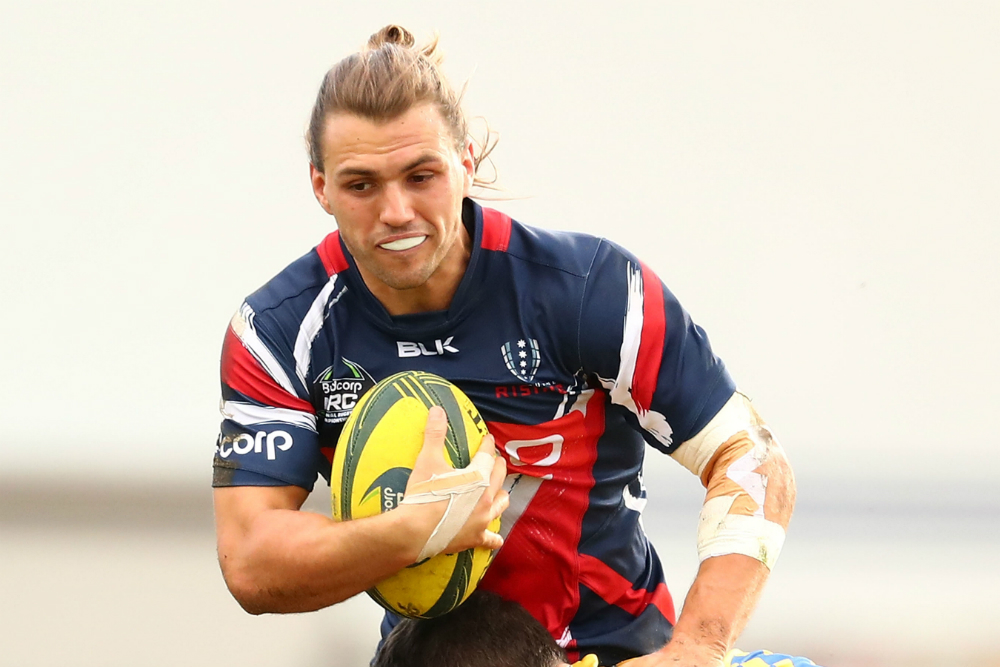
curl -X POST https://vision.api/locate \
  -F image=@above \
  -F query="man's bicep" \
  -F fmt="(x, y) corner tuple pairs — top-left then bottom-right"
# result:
(212, 484), (314, 608)
(213, 485), (310, 547)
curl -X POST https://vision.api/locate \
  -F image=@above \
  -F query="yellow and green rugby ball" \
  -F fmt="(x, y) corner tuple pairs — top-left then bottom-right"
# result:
(330, 370), (500, 619)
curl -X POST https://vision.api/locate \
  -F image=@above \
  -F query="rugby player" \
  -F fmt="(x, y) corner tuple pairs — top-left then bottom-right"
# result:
(374, 591), (572, 667)
(375, 591), (819, 667)
(213, 25), (796, 666)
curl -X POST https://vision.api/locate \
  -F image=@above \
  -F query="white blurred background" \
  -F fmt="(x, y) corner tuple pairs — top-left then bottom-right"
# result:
(1, 2), (997, 665)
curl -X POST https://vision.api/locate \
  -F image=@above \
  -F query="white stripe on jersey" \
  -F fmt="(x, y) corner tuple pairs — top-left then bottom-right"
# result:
(610, 263), (645, 408)
(600, 263), (674, 448)
(221, 400), (318, 432)
(497, 473), (543, 541)
(231, 304), (300, 398)
(293, 274), (340, 387)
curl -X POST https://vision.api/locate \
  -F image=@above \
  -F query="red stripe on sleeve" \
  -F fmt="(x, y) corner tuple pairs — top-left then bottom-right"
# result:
(480, 207), (512, 252)
(578, 554), (677, 624)
(316, 231), (349, 276)
(221, 327), (314, 413)
(632, 262), (667, 413)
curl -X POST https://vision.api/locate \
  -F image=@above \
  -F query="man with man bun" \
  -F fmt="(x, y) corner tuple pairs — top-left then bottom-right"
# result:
(212, 25), (797, 666)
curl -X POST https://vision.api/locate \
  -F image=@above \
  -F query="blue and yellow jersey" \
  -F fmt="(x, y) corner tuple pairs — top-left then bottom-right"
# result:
(727, 649), (819, 667)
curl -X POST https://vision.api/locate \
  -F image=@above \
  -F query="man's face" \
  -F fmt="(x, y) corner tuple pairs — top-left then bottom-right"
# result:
(311, 104), (474, 314)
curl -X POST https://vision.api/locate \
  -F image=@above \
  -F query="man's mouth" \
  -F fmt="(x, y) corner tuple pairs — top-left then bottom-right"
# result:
(379, 236), (427, 251)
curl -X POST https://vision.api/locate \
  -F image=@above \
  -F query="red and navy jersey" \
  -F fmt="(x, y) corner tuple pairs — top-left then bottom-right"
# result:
(214, 199), (736, 664)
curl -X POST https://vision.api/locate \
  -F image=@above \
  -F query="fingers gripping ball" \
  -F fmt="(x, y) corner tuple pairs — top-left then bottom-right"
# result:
(330, 371), (501, 619)
(400, 446), (494, 562)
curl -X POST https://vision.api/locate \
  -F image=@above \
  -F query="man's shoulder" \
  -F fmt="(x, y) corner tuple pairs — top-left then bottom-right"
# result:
(499, 215), (646, 287)
(499, 213), (608, 279)
(246, 239), (335, 311)
(241, 235), (337, 330)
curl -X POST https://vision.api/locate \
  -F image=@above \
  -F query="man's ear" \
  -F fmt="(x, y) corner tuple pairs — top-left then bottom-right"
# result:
(310, 164), (334, 214)
(461, 140), (475, 196)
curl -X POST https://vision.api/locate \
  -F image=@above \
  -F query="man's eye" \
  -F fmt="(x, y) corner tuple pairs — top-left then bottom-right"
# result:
(410, 172), (433, 184)
(348, 182), (372, 192)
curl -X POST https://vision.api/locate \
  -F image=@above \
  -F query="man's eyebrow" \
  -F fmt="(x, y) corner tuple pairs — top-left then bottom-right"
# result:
(335, 166), (377, 178)
(401, 155), (442, 172)
(334, 154), (443, 179)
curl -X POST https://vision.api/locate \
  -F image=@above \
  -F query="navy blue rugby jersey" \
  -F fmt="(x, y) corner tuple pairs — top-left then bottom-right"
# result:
(214, 198), (736, 663)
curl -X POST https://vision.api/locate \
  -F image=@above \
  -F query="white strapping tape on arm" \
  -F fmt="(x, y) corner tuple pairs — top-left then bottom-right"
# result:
(400, 450), (494, 561)
(697, 495), (785, 569)
(670, 392), (755, 477)
(672, 392), (787, 570)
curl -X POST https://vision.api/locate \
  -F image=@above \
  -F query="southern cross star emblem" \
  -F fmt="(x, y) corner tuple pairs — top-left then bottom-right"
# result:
(502, 338), (540, 383)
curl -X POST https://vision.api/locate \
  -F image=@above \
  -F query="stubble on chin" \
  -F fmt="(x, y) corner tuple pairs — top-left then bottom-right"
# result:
(370, 266), (433, 291)
(359, 249), (438, 292)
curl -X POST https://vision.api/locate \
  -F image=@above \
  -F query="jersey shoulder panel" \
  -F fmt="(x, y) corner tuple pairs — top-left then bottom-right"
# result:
(503, 218), (605, 279)
(240, 234), (347, 394)
(244, 238), (338, 321)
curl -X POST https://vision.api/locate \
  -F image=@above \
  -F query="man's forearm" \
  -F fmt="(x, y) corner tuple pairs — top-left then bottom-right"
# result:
(666, 554), (770, 662)
(670, 430), (796, 652)
(219, 501), (426, 614)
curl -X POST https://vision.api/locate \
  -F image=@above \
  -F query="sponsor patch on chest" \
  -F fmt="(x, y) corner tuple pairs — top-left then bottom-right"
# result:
(312, 359), (376, 426)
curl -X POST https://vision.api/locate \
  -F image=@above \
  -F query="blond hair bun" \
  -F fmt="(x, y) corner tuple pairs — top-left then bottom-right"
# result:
(368, 24), (415, 49)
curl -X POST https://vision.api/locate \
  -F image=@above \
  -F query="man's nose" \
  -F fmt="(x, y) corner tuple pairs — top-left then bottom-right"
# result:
(379, 182), (414, 226)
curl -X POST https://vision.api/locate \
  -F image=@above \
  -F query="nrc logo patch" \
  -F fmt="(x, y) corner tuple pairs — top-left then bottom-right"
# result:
(313, 359), (376, 426)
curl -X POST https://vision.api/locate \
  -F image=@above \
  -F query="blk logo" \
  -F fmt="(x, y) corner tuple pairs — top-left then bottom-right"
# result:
(397, 337), (459, 357)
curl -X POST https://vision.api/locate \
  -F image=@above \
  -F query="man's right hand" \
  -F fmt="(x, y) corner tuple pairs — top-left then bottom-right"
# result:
(400, 405), (509, 561)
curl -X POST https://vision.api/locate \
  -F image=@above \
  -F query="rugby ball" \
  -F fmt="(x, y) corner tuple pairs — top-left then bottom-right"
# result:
(330, 370), (500, 619)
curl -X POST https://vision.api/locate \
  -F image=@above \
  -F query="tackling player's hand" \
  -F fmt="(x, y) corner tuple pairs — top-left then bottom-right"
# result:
(616, 643), (726, 667)
(402, 406), (508, 561)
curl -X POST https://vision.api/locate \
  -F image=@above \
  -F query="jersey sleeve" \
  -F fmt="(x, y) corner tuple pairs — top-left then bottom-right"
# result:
(577, 240), (736, 454)
(213, 303), (327, 490)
